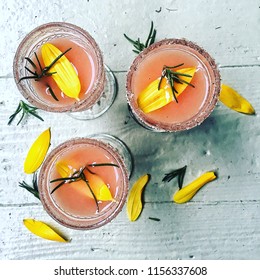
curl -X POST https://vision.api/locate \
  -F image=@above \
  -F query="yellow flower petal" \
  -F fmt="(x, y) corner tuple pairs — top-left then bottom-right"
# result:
(220, 84), (255, 115)
(41, 43), (81, 100)
(173, 67), (196, 95)
(55, 161), (114, 201)
(56, 160), (74, 178)
(127, 174), (150, 221)
(23, 219), (68, 242)
(137, 67), (196, 113)
(24, 128), (51, 174)
(85, 171), (114, 201)
(173, 172), (217, 204)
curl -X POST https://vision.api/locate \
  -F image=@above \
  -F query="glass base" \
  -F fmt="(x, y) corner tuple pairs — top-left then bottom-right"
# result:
(68, 65), (117, 120)
(89, 134), (133, 178)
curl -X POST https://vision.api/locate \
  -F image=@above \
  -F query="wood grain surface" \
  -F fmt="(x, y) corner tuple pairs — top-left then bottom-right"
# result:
(0, 0), (259, 260)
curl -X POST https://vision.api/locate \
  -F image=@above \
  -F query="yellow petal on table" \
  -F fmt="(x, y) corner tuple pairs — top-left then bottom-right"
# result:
(24, 128), (51, 174)
(127, 174), (150, 221)
(219, 84), (255, 115)
(173, 171), (217, 204)
(137, 67), (196, 113)
(41, 43), (81, 100)
(23, 219), (68, 242)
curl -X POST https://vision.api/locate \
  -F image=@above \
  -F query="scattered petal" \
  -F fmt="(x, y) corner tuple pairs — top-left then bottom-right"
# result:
(23, 219), (69, 242)
(219, 84), (255, 115)
(24, 128), (51, 174)
(173, 172), (217, 204)
(127, 174), (150, 221)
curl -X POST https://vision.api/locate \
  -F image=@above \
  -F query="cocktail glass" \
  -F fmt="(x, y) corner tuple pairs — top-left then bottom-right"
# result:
(13, 22), (116, 120)
(38, 135), (131, 229)
(126, 39), (221, 132)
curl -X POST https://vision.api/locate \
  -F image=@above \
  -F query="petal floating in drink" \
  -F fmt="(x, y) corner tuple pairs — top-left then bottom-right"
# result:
(55, 161), (114, 201)
(24, 128), (51, 174)
(56, 160), (74, 178)
(53, 160), (90, 196)
(219, 84), (255, 115)
(41, 43), (81, 100)
(85, 170), (114, 201)
(137, 67), (196, 113)
(173, 171), (217, 204)
(23, 219), (69, 242)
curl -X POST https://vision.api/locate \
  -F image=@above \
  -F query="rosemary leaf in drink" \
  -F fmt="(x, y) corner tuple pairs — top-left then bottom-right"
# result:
(47, 84), (59, 101)
(50, 167), (100, 212)
(50, 162), (119, 210)
(19, 48), (71, 82)
(85, 163), (119, 176)
(124, 21), (156, 54)
(158, 65), (195, 103)
(88, 163), (119, 168)
(8, 100), (44, 126)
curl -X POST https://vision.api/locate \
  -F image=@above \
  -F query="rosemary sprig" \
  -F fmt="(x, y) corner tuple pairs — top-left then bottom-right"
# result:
(88, 163), (119, 168)
(8, 100), (44, 125)
(124, 21), (157, 54)
(50, 166), (100, 212)
(19, 173), (40, 200)
(50, 163), (119, 212)
(19, 48), (72, 82)
(158, 64), (195, 103)
(162, 165), (187, 190)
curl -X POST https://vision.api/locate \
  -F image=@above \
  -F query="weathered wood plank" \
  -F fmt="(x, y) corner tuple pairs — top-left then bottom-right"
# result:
(1, 202), (259, 260)
(1, 67), (259, 205)
(1, 0), (260, 261)
(1, 0), (259, 77)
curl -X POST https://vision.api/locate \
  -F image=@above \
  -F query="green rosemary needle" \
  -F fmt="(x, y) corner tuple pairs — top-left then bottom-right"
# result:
(46, 84), (59, 101)
(88, 163), (119, 168)
(124, 21), (157, 54)
(148, 217), (161, 222)
(8, 100), (44, 126)
(162, 165), (187, 190)
(19, 173), (40, 200)
(50, 166), (100, 212)
(158, 64), (195, 103)
(50, 163), (119, 212)
(19, 48), (72, 82)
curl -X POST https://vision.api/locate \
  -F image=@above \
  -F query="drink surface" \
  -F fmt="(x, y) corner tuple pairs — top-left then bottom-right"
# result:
(49, 143), (122, 218)
(132, 47), (210, 124)
(31, 37), (97, 106)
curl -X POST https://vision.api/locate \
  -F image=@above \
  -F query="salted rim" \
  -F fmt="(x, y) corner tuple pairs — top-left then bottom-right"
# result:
(126, 38), (221, 132)
(38, 137), (129, 230)
(13, 22), (105, 113)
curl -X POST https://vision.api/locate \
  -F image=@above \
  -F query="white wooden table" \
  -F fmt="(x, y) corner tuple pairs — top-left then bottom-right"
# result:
(1, 0), (260, 260)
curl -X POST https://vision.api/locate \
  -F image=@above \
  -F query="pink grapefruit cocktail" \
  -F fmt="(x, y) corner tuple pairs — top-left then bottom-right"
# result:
(38, 138), (129, 230)
(126, 39), (221, 132)
(13, 22), (105, 113)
